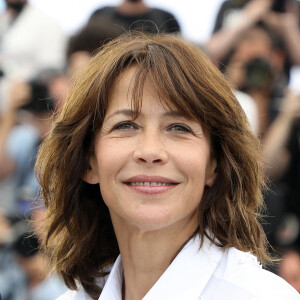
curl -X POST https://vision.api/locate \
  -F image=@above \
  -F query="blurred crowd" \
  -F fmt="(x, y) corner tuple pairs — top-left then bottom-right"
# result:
(0, 0), (299, 298)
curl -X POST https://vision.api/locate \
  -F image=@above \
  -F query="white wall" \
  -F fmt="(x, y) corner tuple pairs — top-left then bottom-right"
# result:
(28, 0), (225, 43)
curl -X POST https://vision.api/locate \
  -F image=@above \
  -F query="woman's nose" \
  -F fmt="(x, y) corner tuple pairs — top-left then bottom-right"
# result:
(133, 131), (168, 165)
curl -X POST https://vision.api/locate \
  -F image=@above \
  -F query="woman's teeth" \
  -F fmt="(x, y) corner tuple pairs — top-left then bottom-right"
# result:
(128, 182), (173, 186)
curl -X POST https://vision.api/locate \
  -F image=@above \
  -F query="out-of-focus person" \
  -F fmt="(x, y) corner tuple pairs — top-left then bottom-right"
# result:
(278, 248), (300, 293)
(0, 0), (66, 81)
(66, 18), (123, 78)
(206, 0), (300, 76)
(262, 90), (300, 249)
(89, 0), (180, 34)
(0, 0), (66, 111)
(0, 79), (54, 216)
(0, 216), (28, 300)
(12, 232), (67, 300)
(224, 23), (286, 137)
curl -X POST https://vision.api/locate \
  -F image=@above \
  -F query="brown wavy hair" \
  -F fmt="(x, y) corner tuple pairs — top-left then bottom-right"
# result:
(36, 32), (270, 299)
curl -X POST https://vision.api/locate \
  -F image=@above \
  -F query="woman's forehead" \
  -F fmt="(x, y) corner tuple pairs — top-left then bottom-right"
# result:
(107, 66), (178, 114)
(104, 62), (209, 125)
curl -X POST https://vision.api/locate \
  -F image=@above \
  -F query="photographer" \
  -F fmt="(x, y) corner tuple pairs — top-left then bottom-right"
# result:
(206, 0), (300, 73)
(89, 0), (181, 34)
(224, 23), (286, 136)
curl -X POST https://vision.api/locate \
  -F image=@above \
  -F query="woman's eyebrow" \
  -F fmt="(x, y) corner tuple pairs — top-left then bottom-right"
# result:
(105, 109), (135, 121)
(163, 111), (186, 118)
(105, 109), (186, 121)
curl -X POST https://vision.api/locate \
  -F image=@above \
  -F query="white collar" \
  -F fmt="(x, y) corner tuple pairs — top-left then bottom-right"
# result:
(99, 235), (223, 300)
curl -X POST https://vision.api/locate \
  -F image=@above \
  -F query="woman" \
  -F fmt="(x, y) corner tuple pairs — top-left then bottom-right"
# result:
(36, 33), (299, 300)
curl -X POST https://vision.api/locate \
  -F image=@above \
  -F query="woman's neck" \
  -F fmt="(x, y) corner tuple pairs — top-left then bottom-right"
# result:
(111, 215), (198, 300)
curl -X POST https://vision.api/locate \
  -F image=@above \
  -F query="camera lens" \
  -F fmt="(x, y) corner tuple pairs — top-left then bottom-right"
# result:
(245, 57), (272, 89)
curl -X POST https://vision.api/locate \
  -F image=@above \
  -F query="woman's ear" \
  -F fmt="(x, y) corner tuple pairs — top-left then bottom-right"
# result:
(82, 156), (99, 184)
(205, 158), (217, 188)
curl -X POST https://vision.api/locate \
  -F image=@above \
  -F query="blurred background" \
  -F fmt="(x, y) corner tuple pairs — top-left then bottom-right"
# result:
(19, 0), (225, 43)
(0, 0), (300, 298)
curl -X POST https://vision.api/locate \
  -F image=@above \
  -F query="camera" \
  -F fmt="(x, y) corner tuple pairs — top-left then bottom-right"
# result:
(19, 80), (54, 114)
(244, 57), (272, 89)
(272, 0), (287, 13)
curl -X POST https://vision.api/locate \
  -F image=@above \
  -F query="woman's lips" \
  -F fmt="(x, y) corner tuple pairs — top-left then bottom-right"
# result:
(124, 175), (179, 195)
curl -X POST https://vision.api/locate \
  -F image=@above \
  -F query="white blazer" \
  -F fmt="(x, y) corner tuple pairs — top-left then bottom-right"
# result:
(57, 235), (300, 300)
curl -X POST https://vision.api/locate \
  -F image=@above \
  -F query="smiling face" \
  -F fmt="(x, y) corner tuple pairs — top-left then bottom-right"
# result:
(85, 67), (217, 233)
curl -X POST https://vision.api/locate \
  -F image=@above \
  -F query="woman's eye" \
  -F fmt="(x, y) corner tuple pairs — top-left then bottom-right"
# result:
(112, 121), (138, 131)
(168, 124), (192, 133)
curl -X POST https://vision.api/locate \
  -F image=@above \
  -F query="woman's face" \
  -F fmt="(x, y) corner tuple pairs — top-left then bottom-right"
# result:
(86, 67), (217, 232)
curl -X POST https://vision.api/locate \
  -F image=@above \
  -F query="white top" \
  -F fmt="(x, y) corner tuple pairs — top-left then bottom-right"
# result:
(0, 4), (66, 80)
(0, 4), (67, 111)
(234, 90), (258, 135)
(57, 235), (300, 300)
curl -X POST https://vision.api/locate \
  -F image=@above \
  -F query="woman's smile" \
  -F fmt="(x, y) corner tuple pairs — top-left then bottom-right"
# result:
(123, 174), (179, 195)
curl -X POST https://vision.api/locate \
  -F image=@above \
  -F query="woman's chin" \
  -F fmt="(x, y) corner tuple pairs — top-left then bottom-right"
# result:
(113, 207), (197, 234)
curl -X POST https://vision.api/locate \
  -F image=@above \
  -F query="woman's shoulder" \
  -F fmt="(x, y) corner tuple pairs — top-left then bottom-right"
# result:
(206, 247), (300, 300)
